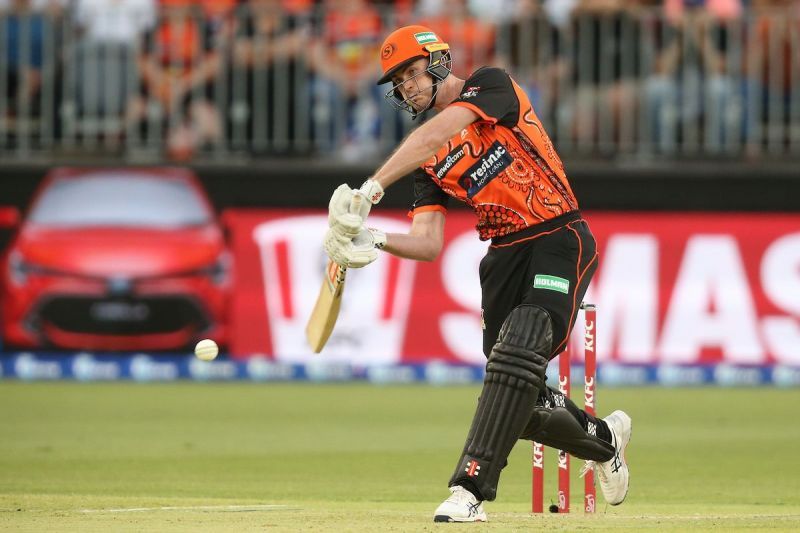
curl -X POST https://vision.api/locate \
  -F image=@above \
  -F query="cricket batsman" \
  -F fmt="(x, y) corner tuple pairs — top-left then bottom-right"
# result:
(323, 25), (632, 522)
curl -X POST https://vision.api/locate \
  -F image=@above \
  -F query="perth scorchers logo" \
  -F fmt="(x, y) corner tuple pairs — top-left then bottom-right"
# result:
(381, 43), (395, 60)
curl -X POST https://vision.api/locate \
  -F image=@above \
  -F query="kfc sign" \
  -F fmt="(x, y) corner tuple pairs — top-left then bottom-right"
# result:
(226, 210), (800, 366)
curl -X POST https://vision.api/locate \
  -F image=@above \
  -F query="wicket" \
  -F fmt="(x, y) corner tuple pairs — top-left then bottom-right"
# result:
(532, 303), (597, 514)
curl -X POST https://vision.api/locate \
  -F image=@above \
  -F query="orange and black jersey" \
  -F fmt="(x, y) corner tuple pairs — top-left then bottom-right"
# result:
(409, 67), (578, 241)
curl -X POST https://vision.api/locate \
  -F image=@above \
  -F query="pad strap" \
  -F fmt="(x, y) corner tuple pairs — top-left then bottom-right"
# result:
(521, 407), (615, 462)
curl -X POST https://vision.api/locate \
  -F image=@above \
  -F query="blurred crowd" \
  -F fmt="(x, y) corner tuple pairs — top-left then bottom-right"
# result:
(1, 0), (798, 160)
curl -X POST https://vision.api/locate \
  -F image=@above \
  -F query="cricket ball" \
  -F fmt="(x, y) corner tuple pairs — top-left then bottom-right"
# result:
(194, 339), (219, 361)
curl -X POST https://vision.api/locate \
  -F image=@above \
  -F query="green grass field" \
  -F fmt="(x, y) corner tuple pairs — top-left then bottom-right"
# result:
(1, 383), (799, 531)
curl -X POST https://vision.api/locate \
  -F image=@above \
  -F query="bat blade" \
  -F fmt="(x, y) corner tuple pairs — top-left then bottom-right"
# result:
(306, 192), (363, 353)
(305, 259), (347, 353)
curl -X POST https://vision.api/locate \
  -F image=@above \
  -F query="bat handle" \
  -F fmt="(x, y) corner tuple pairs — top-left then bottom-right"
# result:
(349, 192), (363, 215)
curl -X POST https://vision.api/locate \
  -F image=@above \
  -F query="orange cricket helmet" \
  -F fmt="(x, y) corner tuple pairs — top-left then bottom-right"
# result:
(377, 25), (451, 85)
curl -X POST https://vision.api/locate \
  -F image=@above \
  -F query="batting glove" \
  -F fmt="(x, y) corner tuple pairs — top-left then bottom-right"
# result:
(323, 227), (386, 269)
(327, 180), (384, 236)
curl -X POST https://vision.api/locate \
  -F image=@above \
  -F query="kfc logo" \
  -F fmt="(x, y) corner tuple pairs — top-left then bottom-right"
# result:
(533, 442), (544, 468)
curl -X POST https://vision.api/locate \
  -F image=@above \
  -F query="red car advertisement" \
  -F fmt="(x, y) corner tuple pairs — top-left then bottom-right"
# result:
(0, 168), (231, 351)
(227, 210), (800, 366)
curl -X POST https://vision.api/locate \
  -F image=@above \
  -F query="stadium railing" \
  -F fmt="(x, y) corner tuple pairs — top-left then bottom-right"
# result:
(0, 4), (797, 162)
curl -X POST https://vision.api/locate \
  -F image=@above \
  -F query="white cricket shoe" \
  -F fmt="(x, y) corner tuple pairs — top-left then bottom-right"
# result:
(580, 410), (631, 506)
(433, 485), (488, 523)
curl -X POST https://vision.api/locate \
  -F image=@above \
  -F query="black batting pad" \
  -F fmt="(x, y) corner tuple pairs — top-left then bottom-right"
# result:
(448, 305), (552, 501)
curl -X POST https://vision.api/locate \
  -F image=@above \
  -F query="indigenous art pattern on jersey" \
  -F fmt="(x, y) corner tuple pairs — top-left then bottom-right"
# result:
(411, 67), (578, 240)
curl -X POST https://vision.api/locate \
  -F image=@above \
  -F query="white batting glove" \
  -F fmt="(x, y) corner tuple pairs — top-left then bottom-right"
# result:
(358, 179), (385, 205)
(329, 210), (363, 240)
(327, 180), (385, 236)
(328, 184), (359, 228)
(323, 227), (352, 267)
(323, 227), (386, 269)
(364, 227), (387, 250)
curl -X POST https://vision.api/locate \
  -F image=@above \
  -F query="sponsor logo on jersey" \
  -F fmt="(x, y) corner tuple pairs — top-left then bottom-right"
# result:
(533, 274), (570, 294)
(433, 145), (465, 180)
(413, 31), (438, 44)
(458, 141), (513, 198)
(461, 86), (480, 99)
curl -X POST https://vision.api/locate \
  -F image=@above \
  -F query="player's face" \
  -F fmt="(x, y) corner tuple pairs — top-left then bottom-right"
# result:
(391, 58), (435, 112)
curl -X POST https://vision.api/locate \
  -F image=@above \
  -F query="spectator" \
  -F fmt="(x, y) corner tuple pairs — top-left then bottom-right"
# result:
(72, 0), (156, 140)
(415, 0), (444, 17)
(232, 0), (311, 152)
(198, 0), (237, 39)
(1, 0), (48, 129)
(131, 0), (224, 160)
(567, 0), (644, 152)
(74, 0), (156, 48)
(0, 0), (66, 15)
(742, 0), (799, 151)
(494, 0), (577, 146)
(417, 0), (497, 79)
(307, 0), (384, 160)
(467, 0), (521, 25)
(643, 0), (743, 153)
(199, 0), (237, 20)
(372, 0), (415, 25)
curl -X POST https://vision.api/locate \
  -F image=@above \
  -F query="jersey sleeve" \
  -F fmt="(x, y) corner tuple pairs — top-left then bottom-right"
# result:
(408, 168), (449, 218)
(449, 67), (519, 127)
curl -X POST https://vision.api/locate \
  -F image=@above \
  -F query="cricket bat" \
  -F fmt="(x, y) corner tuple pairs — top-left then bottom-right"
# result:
(305, 194), (362, 353)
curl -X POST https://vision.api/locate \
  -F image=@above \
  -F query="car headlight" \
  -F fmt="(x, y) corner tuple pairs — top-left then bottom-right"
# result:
(201, 252), (231, 286)
(9, 251), (34, 286)
(8, 251), (62, 286)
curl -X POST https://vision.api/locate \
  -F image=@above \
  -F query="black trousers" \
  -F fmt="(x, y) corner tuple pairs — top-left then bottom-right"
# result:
(480, 210), (598, 361)
(451, 212), (610, 500)
(483, 211), (611, 440)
